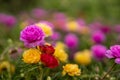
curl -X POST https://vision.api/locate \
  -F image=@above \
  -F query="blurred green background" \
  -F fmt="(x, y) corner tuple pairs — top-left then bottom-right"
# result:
(0, 0), (120, 24)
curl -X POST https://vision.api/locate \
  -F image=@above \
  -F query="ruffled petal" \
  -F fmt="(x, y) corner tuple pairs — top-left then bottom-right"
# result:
(105, 50), (114, 58)
(115, 58), (120, 64)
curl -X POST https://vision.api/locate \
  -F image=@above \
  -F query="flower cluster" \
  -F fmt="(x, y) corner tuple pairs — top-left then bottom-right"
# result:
(22, 44), (59, 68)
(20, 22), (81, 79)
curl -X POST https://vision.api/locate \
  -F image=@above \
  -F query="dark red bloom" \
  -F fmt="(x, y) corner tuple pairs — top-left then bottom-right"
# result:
(39, 45), (55, 54)
(40, 53), (59, 68)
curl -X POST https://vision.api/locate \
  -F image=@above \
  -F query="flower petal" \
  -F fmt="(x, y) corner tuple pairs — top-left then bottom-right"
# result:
(105, 50), (114, 58)
(115, 58), (120, 64)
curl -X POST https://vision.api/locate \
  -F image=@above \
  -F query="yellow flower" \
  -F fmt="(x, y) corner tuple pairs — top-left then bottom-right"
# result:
(54, 48), (68, 62)
(55, 42), (66, 49)
(54, 42), (68, 62)
(62, 64), (81, 76)
(23, 48), (41, 64)
(74, 50), (92, 65)
(36, 23), (53, 37)
(66, 21), (79, 32)
(0, 61), (15, 74)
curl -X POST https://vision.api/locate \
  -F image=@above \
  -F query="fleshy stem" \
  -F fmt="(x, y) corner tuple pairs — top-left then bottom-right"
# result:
(101, 63), (116, 80)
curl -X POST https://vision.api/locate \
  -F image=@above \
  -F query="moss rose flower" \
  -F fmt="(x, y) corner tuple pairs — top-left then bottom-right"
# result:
(106, 45), (120, 64)
(40, 53), (58, 68)
(39, 45), (55, 54)
(62, 64), (81, 76)
(20, 24), (45, 48)
(22, 48), (41, 64)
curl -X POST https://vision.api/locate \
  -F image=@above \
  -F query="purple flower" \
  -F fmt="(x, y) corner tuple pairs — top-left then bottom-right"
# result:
(4, 15), (16, 27)
(53, 12), (67, 30)
(0, 13), (16, 27)
(31, 8), (47, 18)
(77, 19), (86, 27)
(106, 45), (120, 64)
(89, 21), (102, 31)
(91, 44), (107, 60)
(20, 24), (45, 48)
(64, 33), (78, 49)
(50, 32), (61, 41)
(0, 13), (6, 23)
(114, 25), (120, 33)
(91, 31), (106, 43)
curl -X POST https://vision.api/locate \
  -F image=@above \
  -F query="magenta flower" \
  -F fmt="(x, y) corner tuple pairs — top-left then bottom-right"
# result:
(114, 25), (120, 33)
(4, 15), (16, 27)
(77, 19), (86, 27)
(91, 44), (107, 60)
(89, 21), (102, 31)
(31, 8), (47, 18)
(100, 25), (111, 34)
(64, 33), (78, 49)
(0, 13), (6, 23)
(91, 31), (106, 43)
(20, 24), (45, 48)
(0, 13), (16, 27)
(53, 12), (67, 30)
(106, 45), (120, 64)
(50, 32), (61, 41)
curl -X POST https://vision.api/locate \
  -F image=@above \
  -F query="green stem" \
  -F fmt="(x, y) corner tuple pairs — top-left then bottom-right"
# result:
(0, 47), (10, 60)
(80, 74), (100, 78)
(38, 67), (43, 80)
(101, 63), (116, 80)
(24, 66), (38, 74)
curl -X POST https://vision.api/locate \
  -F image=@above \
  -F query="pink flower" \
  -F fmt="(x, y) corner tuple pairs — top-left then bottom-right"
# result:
(106, 45), (120, 64)
(64, 33), (78, 49)
(91, 31), (106, 43)
(50, 32), (61, 41)
(20, 24), (45, 48)
(91, 44), (107, 60)
(31, 8), (47, 19)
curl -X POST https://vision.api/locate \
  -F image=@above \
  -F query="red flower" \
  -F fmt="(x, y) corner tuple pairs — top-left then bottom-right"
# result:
(41, 53), (59, 68)
(39, 45), (55, 54)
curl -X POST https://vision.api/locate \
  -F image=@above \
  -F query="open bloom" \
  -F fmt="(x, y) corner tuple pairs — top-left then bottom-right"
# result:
(53, 12), (67, 30)
(0, 13), (16, 27)
(23, 48), (41, 64)
(91, 44), (107, 60)
(54, 48), (68, 62)
(31, 8), (47, 19)
(20, 24), (45, 48)
(64, 33), (78, 49)
(105, 45), (120, 64)
(0, 61), (15, 73)
(91, 31), (106, 43)
(41, 53), (59, 68)
(50, 32), (61, 41)
(55, 42), (66, 49)
(39, 45), (55, 54)
(62, 64), (81, 76)
(74, 50), (92, 65)
(66, 20), (79, 32)
(36, 21), (53, 37)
